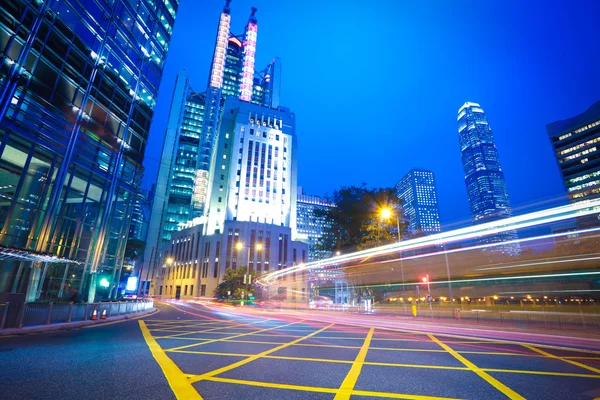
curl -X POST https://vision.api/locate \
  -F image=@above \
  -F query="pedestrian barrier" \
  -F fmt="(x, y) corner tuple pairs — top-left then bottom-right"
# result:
(0, 300), (153, 330)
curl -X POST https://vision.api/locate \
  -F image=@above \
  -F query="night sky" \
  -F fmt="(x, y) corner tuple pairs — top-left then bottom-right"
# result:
(142, 0), (600, 228)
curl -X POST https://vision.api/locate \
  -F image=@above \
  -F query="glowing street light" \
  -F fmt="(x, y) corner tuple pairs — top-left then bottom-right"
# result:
(166, 257), (174, 265)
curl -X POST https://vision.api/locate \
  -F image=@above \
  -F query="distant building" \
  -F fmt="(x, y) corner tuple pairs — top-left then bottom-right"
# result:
(395, 169), (441, 236)
(546, 100), (600, 202)
(296, 187), (336, 262)
(457, 102), (519, 255)
(129, 189), (152, 242)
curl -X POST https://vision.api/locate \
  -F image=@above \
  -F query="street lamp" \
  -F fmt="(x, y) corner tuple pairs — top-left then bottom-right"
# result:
(380, 207), (407, 315)
(236, 241), (263, 305)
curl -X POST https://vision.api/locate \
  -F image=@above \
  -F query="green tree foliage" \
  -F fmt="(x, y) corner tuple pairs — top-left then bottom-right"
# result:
(124, 239), (146, 260)
(215, 267), (257, 299)
(316, 184), (405, 252)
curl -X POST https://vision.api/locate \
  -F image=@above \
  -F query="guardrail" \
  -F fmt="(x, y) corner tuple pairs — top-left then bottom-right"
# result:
(0, 300), (153, 330)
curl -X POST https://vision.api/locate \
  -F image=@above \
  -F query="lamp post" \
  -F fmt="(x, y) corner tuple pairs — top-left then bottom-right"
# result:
(381, 207), (407, 316)
(165, 257), (174, 298)
(236, 242), (263, 305)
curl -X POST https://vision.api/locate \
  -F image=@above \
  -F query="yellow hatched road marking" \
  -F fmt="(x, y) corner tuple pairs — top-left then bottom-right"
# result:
(523, 344), (600, 375)
(166, 319), (306, 351)
(483, 368), (600, 379)
(139, 320), (202, 400)
(157, 319), (273, 339)
(202, 376), (462, 400)
(428, 334), (525, 400)
(334, 327), (374, 400)
(188, 323), (335, 384)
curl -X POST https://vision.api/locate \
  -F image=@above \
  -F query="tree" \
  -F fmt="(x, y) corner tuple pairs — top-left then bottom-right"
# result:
(215, 267), (257, 299)
(124, 239), (146, 260)
(317, 184), (405, 252)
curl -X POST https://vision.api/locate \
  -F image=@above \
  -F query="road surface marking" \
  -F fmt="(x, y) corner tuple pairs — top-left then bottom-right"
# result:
(187, 323), (335, 383)
(203, 376), (461, 400)
(334, 327), (374, 400)
(483, 368), (600, 379)
(139, 320), (202, 400)
(165, 319), (306, 351)
(428, 334), (526, 400)
(523, 344), (600, 375)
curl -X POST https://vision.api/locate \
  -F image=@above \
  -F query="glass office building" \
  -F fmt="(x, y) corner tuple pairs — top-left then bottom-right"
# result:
(547, 100), (600, 202)
(395, 169), (441, 236)
(457, 102), (519, 255)
(296, 187), (335, 262)
(0, 0), (178, 301)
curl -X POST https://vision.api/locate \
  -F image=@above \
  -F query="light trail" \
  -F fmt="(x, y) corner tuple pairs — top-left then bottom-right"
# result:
(258, 199), (600, 285)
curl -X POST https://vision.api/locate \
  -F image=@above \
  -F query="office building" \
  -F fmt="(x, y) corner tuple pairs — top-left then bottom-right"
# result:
(296, 187), (336, 262)
(0, 0), (178, 301)
(457, 102), (519, 255)
(547, 100), (600, 202)
(395, 169), (441, 236)
(143, 3), (282, 285)
(153, 97), (307, 298)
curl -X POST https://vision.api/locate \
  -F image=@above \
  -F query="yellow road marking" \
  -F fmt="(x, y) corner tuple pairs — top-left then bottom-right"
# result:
(158, 319), (274, 339)
(483, 368), (600, 379)
(334, 327), (374, 400)
(166, 319), (306, 351)
(138, 320), (202, 400)
(188, 323), (335, 384)
(428, 334), (525, 400)
(523, 344), (600, 375)
(202, 376), (461, 400)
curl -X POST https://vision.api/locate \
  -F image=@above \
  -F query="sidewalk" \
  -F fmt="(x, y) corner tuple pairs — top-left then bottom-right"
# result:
(0, 307), (157, 336)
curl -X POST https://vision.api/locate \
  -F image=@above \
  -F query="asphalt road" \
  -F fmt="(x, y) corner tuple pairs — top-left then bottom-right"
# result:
(2, 301), (600, 399)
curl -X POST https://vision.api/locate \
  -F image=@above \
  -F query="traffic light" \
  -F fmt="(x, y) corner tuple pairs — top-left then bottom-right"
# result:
(421, 276), (428, 283)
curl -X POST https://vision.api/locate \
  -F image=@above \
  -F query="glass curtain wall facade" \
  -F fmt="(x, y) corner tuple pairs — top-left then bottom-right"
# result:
(296, 188), (335, 262)
(547, 100), (600, 202)
(457, 102), (519, 255)
(0, 0), (177, 302)
(395, 169), (441, 236)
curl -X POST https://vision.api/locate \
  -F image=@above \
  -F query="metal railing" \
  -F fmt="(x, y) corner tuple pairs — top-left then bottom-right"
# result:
(0, 300), (153, 330)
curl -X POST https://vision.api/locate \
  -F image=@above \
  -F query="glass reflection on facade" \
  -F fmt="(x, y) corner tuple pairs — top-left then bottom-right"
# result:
(457, 102), (519, 255)
(0, 0), (178, 301)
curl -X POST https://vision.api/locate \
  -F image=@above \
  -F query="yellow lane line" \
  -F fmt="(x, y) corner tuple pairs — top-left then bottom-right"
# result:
(483, 368), (600, 379)
(428, 334), (525, 400)
(334, 327), (374, 400)
(166, 319), (307, 351)
(157, 319), (273, 340)
(138, 321), (202, 400)
(523, 344), (600, 375)
(201, 376), (461, 400)
(188, 323), (336, 384)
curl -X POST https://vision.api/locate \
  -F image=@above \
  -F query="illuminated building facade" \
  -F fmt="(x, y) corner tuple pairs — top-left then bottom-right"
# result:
(547, 100), (600, 202)
(0, 0), (178, 301)
(143, 3), (283, 287)
(457, 102), (519, 255)
(296, 188), (335, 262)
(395, 169), (441, 236)
(154, 97), (307, 299)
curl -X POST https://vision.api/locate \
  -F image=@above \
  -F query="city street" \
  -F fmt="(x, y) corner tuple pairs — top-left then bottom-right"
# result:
(2, 301), (600, 399)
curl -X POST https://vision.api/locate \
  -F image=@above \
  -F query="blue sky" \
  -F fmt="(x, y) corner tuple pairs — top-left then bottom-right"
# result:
(143, 0), (600, 227)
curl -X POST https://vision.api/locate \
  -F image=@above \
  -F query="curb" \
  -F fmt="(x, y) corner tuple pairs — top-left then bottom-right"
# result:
(0, 308), (158, 336)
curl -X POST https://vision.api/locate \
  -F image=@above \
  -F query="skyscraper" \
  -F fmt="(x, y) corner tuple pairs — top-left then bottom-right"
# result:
(143, 3), (283, 284)
(296, 188), (335, 262)
(395, 169), (441, 236)
(546, 100), (600, 202)
(457, 102), (519, 255)
(0, 0), (178, 301)
(153, 97), (307, 298)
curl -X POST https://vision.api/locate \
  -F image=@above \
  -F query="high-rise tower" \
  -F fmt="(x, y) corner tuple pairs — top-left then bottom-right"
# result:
(457, 102), (519, 255)
(395, 169), (441, 236)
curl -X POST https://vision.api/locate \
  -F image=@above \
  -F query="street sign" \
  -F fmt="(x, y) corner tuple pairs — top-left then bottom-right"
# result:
(241, 291), (245, 299)
(426, 292), (432, 303)
(249, 296), (255, 300)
